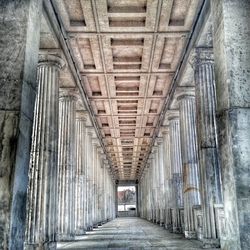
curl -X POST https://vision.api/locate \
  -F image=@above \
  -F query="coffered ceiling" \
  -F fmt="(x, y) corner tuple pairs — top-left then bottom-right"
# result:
(54, 0), (201, 180)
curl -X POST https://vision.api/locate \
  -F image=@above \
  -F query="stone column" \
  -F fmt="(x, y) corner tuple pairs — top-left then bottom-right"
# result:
(86, 129), (94, 230)
(149, 159), (154, 221)
(168, 113), (183, 233)
(162, 127), (172, 230)
(154, 146), (160, 224)
(0, 1), (42, 248)
(103, 160), (109, 222)
(92, 141), (98, 227)
(157, 138), (166, 226)
(25, 55), (64, 249)
(151, 148), (157, 223)
(178, 92), (201, 239)
(96, 148), (103, 225)
(57, 89), (77, 240)
(75, 111), (87, 235)
(147, 163), (153, 221)
(211, 1), (250, 249)
(194, 47), (221, 247)
(100, 154), (106, 223)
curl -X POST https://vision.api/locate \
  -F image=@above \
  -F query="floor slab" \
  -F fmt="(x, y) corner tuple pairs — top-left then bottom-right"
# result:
(57, 217), (218, 249)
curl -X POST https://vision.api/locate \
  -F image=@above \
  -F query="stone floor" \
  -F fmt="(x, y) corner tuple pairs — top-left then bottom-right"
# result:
(57, 217), (219, 249)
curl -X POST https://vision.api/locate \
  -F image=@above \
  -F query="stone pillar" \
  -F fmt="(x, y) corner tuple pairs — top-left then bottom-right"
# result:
(92, 141), (99, 227)
(162, 127), (172, 230)
(99, 155), (105, 223)
(149, 161), (154, 221)
(211, 1), (250, 249)
(75, 111), (87, 235)
(0, 1), (42, 248)
(25, 55), (64, 249)
(178, 93), (201, 239)
(103, 160), (109, 222)
(194, 47), (221, 247)
(57, 90), (77, 240)
(154, 146), (160, 224)
(168, 114), (183, 233)
(151, 147), (158, 223)
(157, 138), (166, 226)
(86, 129), (94, 230)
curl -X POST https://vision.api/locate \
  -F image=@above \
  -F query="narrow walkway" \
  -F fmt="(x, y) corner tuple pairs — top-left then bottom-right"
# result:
(57, 217), (217, 249)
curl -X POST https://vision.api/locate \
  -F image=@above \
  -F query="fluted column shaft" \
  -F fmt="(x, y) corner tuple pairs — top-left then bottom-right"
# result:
(75, 112), (87, 235)
(194, 48), (222, 247)
(179, 94), (201, 238)
(149, 160), (154, 221)
(154, 147), (160, 223)
(162, 128), (172, 229)
(158, 138), (165, 225)
(169, 117), (183, 233)
(151, 150), (157, 223)
(86, 130), (93, 229)
(25, 55), (63, 248)
(58, 92), (76, 240)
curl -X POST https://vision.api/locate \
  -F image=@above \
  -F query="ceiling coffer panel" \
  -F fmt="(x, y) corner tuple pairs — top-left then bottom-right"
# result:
(55, 0), (200, 180)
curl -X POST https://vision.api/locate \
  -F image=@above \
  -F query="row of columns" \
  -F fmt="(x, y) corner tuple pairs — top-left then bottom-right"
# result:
(139, 48), (222, 248)
(25, 54), (116, 249)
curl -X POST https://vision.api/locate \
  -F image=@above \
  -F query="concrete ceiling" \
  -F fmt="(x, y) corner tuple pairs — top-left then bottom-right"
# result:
(53, 0), (201, 181)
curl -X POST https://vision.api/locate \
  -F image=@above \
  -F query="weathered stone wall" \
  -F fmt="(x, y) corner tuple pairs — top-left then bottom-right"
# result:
(0, 0), (41, 249)
(212, 0), (250, 249)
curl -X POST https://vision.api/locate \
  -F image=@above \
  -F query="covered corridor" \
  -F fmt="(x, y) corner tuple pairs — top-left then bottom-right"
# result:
(0, 0), (250, 250)
(57, 218), (208, 249)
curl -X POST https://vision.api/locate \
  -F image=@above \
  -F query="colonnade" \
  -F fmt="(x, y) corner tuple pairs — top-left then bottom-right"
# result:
(1, 1), (249, 250)
(24, 54), (116, 249)
(138, 47), (222, 248)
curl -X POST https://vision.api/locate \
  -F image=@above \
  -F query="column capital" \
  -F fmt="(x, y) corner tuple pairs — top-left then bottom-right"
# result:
(38, 54), (66, 69)
(160, 126), (169, 135)
(166, 110), (179, 121)
(76, 110), (88, 121)
(100, 153), (106, 160)
(194, 47), (214, 66)
(59, 88), (78, 100)
(152, 145), (158, 153)
(87, 127), (95, 137)
(175, 87), (195, 102)
(92, 138), (100, 146)
(156, 137), (163, 145)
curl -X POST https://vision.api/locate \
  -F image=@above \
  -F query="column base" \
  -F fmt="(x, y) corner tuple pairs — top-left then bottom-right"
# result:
(24, 242), (57, 250)
(172, 226), (182, 234)
(184, 230), (197, 239)
(57, 234), (75, 242)
(165, 223), (171, 230)
(202, 238), (220, 249)
(75, 229), (86, 236)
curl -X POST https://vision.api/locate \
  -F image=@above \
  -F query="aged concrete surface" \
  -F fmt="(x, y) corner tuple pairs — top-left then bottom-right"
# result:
(0, 0), (41, 249)
(57, 217), (217, 250)
(212, 0), (250, 249)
